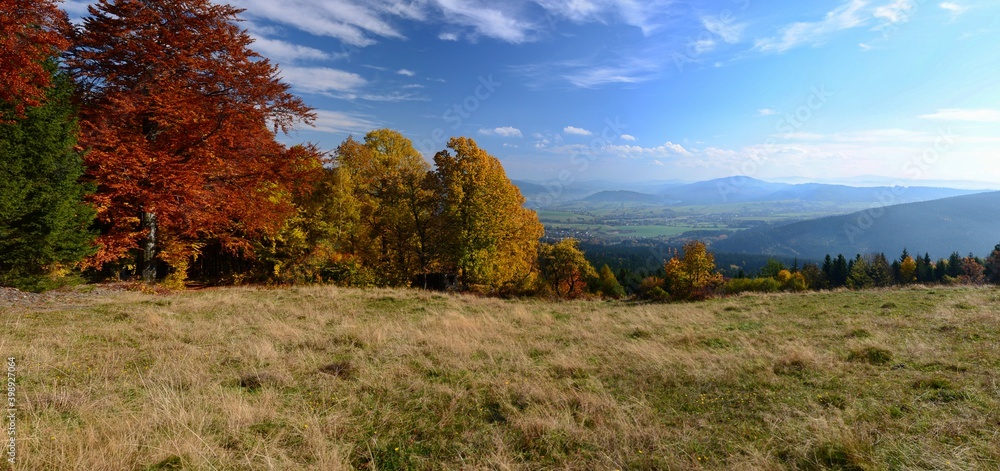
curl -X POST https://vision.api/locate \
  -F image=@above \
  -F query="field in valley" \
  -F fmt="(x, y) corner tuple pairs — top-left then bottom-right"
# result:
(2, 285), (999, 470)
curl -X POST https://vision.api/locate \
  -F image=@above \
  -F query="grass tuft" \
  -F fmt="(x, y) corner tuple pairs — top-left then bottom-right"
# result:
(847, 346), (893, 365)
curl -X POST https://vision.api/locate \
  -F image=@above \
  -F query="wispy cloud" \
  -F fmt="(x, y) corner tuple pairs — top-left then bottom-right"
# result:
(433, 0), (534, 43)
(563, 126), (593, 136)
(702, 15), (745, 44)
(250, 36), (330, 63)
(874, 0), (917, 25)
(358, 91), (429, 102)
(310, 110), (379, 134)
(939, 2), (967, 18)
(754, 0), (869, 53)
(757, 108), (777, 116)
(919, 108), (1000, 122)
(535, 0), (674, 35)
(479, 126), (524, 138)
(239, 0), (407, 47)
(620, 134), (637, 141)
(278, 66), (367, 94)
(397, 69), (416, 77)
(607, 141), (692, 158)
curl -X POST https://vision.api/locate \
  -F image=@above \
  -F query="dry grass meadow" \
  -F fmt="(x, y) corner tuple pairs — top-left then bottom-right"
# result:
(2, 285), (999, 470)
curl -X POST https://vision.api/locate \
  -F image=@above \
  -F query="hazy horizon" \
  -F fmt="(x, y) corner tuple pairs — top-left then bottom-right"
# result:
(511, 175), (1000, 191)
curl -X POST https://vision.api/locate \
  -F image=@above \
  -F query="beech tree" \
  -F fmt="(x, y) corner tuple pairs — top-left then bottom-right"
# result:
(0, 0), (70, 120)
(432, 137), (543, 293)
(68, 0), (319, 283)
(334, 130), (435, 286)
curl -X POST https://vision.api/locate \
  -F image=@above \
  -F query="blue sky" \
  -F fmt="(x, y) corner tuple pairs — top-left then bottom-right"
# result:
(62, 0), (1000, 187)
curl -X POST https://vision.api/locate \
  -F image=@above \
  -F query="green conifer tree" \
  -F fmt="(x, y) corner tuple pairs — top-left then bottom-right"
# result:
(0, 68), (95, 290)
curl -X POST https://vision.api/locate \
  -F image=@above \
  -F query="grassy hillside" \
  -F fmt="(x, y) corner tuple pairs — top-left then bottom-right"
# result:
(2, 286), (999, 470)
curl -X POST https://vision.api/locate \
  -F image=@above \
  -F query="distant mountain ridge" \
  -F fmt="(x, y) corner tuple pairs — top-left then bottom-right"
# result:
(711, 191), (1000, 260)
(645, 177), (983, 206)
(514, 177), (984, 208)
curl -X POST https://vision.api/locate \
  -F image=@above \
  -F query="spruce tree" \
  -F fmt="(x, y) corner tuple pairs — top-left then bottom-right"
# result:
(0, 68), (96, 290)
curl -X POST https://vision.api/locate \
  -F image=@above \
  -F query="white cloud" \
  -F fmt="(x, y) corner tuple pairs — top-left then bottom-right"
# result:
(239, 0), (407, 47)
(432, 0), (534, 43)
(310, 110), (378, 134)
(438, 32), (460, 41)
(939, 2), (967, 18)
(534, 0), (672, 35)
(607, 141), (693, 158)
(918, 108), (1000, 122)
(757, 108), (777, 116)
(278, 66), (367, 94)
(702, 16), (745, 43)
(691, 38), (717, 55)
(754, 0), (869, 53)
(620, 134), (637, 141)
(60, 0), (92, 18)
(874, 0), (917, 25)
(358, 91), (428, 102)
(563, 126), (593, 136)
(250, 36), (330, 63)
(397, 69), (416, 77)
(479, 126), (524, 138)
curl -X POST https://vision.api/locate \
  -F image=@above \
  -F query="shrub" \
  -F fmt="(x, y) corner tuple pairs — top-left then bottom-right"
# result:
(724, 277), (782, 295)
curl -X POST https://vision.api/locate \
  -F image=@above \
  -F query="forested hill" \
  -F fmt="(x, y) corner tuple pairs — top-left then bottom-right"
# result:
(710, 191), (1000, 260)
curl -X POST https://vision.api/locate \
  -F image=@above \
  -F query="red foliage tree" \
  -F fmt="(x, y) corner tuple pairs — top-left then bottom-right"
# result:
(68, 0), (320, 282)
(0, 0), (70, 118)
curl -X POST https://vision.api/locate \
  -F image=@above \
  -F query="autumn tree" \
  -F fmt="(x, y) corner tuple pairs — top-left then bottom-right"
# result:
(898, 255), (917, 284)
(663, 241), (724, 301)
(0, 0), (70, 120)
(334, 130), (435, 286)
(986, 244), (1000, 283)
(68, 0), (319, 284)
(959, 255), (985, 285)
(595, 264), (626, 299)
(432, 137), (543, 293)
(0, 63), (96, 291)
(538, 238), (597, 298)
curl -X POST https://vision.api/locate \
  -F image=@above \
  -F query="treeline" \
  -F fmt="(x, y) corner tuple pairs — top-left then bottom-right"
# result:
(723, 248), (1000, 295)
(0, 0), (609, 297)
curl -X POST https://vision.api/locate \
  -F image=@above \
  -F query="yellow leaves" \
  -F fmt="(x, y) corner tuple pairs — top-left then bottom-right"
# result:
(664, 241), (724, 301)
(433, 137), (542, 293)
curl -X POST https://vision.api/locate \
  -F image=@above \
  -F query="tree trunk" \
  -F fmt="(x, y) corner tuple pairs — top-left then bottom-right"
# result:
(142, 211), (157, 283)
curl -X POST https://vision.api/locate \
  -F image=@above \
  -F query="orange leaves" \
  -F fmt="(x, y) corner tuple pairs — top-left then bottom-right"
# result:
(0, 0), (69, 119)
(68, 0), (319, 272)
